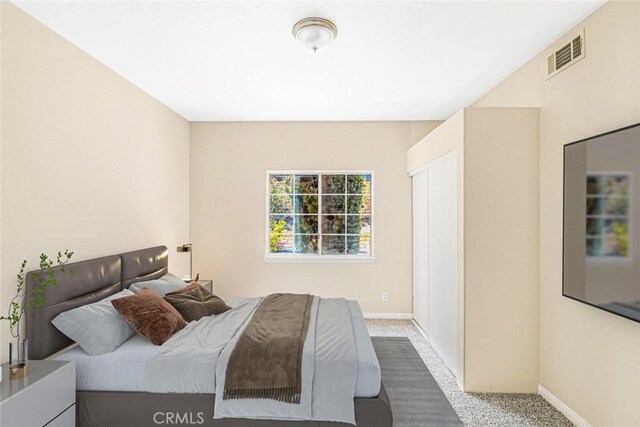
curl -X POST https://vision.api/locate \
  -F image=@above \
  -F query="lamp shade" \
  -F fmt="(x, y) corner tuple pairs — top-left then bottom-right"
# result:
(293, 18), (337, 53)
(176, 244), (192, 253)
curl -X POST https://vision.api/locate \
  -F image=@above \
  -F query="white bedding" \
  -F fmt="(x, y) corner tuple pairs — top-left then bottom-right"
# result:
(52, 297), (380, 398)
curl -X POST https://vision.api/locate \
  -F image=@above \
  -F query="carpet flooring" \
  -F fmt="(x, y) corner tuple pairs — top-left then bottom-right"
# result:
(373, 337), (462, 427)
(367, 320), (574, 427)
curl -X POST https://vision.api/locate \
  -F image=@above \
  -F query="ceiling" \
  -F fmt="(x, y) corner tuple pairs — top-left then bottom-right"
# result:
(14, 1), (604, 121)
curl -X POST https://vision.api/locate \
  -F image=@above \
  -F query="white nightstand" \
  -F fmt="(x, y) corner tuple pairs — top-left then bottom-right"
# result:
(193, 279), (213, 293)
(0, 360), (75, 427)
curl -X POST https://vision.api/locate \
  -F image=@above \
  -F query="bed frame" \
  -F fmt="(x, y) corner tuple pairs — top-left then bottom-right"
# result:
(26, 246), (392, 427)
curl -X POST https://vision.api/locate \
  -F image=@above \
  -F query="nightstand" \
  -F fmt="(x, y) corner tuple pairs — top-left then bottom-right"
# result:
(0, 360), (75, 427)
(194, 279), (213, 293)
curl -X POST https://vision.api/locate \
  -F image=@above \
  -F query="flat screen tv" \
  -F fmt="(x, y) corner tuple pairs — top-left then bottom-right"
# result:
(563, 123), (640, 323)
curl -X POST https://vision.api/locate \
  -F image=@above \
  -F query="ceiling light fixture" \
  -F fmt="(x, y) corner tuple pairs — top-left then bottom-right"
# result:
(293, 17), (337, 53)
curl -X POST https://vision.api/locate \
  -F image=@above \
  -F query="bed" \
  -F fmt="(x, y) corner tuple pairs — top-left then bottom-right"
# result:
(26, 246), (392, 427)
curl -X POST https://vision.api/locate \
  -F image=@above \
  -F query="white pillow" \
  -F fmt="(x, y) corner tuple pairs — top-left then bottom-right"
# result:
(128, 273), (187, 296)
(52, 289), (135, 356)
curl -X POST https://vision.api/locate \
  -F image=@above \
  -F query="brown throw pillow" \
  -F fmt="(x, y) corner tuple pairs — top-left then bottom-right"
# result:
(111, 288), (187, 345)
(164, 286), (231, 322)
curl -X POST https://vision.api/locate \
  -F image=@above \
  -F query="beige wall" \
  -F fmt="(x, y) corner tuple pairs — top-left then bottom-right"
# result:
(190, 121), (438, 314)
(409, 121), (443, 146)
(407, 108), (539, 393)
(473, 1), (640, 425)
(463, 108), (539, 393)
(0, 3), (190, 361)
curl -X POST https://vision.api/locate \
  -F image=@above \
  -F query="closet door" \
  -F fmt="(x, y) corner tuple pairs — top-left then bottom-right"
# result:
(412, 170), (429, 334)
(427, 155), (457, 374)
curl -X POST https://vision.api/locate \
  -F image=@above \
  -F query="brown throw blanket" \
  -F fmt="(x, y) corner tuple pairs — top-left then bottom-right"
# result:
(223, 293), (314, 404)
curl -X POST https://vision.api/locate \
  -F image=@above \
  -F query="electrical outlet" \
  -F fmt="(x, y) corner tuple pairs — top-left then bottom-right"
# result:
(382, 292), (389, 302)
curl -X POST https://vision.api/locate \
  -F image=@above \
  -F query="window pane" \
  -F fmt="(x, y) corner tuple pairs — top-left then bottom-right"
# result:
(347, 174), (371, 194)
(603, 175), (629, 195)
(602, 237), (628, 257)
(322, 235), (345, 255)
(347, 195), (371, 214)
(294, 175), (318, 194)
(322, 175), (345, 194)
(603, 218), (628, 237)
(294, 195), (318, 213)
(347, 235), (371, 255)
(322, 195), (345, 214)
(586, 218), (601, 236)
(270, 215), (293, 233)
(586, 237), (601, 256)
(586, 176), (601, 195)
(347, 215), (371, 234)
(322, 215), (345, 234)
(586, 197), (603, 216)
(270, 174), (293, 194)
(295, 235), (319, 254)
(295, 215), (318, 234)
(604, 197), (628, 216)
(270, 195), (293, 214)
(270, 233), (294, 253)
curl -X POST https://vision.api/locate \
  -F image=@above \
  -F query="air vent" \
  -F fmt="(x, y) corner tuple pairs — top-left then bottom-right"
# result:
(546, 29), (585, 79)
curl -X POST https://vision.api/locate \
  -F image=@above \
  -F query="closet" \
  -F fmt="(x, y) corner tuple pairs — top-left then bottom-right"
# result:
(408, 107), (539, 393)
(412, 152), (458, 375)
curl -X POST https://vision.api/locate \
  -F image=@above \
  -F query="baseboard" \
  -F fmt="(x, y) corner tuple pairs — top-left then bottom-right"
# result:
(411, 319), (428, 339)
(363, 312), (414, 320)
(410, 319), (459, 376)
(538, 384), (590, 427)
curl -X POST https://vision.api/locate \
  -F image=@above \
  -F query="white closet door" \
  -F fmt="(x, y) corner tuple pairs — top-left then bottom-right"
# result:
(427, 155), (458, 375)
(412, 170), (429, 334)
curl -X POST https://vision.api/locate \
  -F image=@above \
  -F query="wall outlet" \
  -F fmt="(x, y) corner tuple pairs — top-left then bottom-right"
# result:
(382, 292), (389, 302)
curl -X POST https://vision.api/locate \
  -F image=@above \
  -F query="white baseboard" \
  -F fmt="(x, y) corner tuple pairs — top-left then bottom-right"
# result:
(411, 319), (459, 376)
(538, 384), (590, 427)
(411, 319), (428, 339)
(363, 312), (413, 320)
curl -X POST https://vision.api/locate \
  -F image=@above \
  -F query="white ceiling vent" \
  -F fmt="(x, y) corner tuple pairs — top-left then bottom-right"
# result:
(547, 29), (585, 79)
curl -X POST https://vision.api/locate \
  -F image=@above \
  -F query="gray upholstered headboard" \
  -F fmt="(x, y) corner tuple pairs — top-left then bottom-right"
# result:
(120, 246), (169, 289)
(26, 245), (168, 360)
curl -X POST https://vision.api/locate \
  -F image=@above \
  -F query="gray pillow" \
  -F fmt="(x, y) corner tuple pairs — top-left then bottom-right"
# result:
(52, 289), (135, 356)
(128, 273), (186, 296)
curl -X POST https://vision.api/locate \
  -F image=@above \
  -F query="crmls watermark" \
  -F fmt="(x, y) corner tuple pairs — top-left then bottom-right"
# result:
(153, 412), (205, 425)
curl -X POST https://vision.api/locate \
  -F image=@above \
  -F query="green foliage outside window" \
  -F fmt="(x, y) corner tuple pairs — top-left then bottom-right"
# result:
(269, 173), (371, 255)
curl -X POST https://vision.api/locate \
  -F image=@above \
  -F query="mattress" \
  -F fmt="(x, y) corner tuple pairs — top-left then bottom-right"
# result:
(53, 298), (381, 398)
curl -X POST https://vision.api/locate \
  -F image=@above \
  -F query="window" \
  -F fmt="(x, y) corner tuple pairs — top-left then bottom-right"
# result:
(586, 172), (631, 258)
(266, 172), (373, 261)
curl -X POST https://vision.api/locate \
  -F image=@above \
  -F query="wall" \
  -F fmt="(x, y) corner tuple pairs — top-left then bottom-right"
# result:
(463, 108), (539, 393)
(190, 121), (440, 314)
(407, 108), (539, 393)
(473, 1), (640, 425)
(0, 3), (190, 361)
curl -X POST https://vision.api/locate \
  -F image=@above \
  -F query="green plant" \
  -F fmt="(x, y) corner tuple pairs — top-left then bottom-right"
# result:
(269, 219), (287, 252)
(611, 222), (628, 255)
(0, 250), (74, 354)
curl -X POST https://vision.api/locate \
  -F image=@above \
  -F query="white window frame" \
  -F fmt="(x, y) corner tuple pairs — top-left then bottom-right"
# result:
(264, 170), (375, 263)
(586, 170), (632, 262)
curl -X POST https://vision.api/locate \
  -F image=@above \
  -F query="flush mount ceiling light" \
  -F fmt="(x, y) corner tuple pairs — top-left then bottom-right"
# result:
(293, 17), (337, 53)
